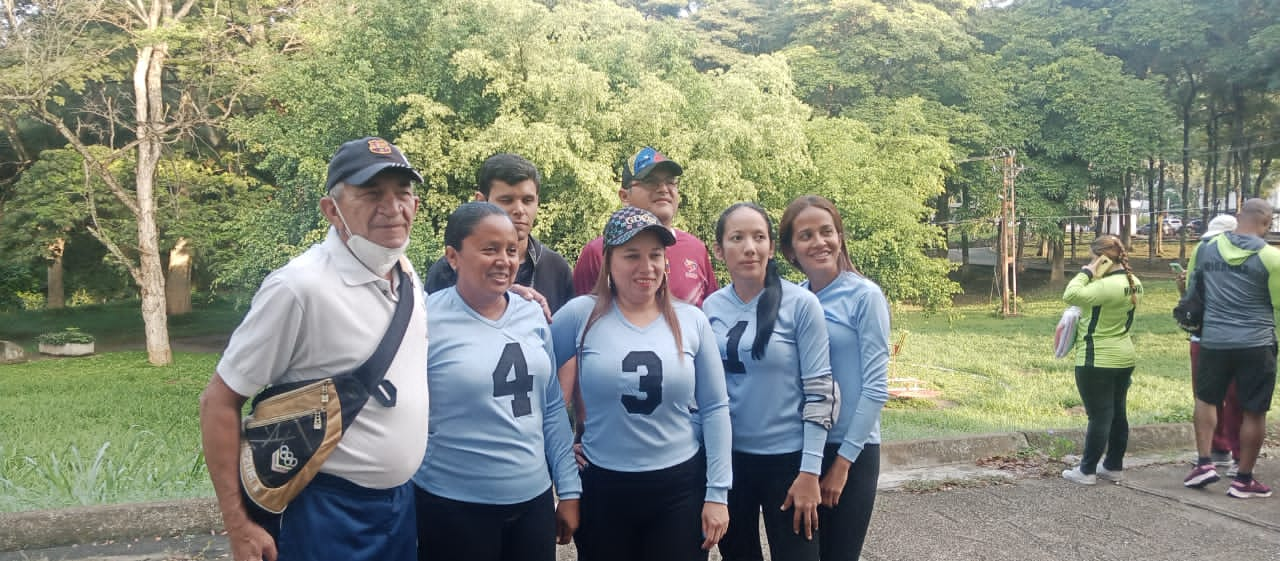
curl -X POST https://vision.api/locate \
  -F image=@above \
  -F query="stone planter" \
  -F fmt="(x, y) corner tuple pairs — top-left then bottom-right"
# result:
(1, 340), (25, 363)
(38, 342), (95, 357)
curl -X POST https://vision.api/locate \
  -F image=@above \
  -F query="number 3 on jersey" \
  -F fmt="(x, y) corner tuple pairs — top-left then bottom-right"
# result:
(620, 351), (663, 415)
(492, 342), (533, 417)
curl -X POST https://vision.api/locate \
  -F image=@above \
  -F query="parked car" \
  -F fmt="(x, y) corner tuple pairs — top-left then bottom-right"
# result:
(1137, 218), (1181, 237)
(1184, 218), (1204, 235)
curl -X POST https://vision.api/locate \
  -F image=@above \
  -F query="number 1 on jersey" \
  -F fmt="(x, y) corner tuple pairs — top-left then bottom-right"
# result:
(723, 321), (748, 374)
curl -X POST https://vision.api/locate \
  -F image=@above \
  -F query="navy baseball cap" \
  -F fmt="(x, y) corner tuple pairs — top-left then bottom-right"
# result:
(325, 137), (424, 192)
(604, 206), (677, 248)
(621, 147), (683, 188)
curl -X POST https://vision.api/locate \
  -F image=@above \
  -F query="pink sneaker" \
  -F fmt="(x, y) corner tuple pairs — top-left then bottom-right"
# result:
(1183, 464), (1219, 488)
(1227, 478), (1273, 499)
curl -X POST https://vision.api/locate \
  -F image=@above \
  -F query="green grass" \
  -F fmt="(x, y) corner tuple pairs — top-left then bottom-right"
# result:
(884, 279), (1196, 441)
(0, 280), (1210, 511)
(0, 299), (245, 349)
(0, 352), (217, 512)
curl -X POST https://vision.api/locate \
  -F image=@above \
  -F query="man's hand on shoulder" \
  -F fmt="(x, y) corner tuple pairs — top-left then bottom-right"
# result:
(510, 285), (552, 322)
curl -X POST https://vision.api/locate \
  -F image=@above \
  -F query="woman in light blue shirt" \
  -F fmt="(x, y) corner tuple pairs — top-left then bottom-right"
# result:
(550, 206), (732, 561)
(780, 195), (890, 561)
(413, 202), (580, 561)
(703, 202), (839, 561)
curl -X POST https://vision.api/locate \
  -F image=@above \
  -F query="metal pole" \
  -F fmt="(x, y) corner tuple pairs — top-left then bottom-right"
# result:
(1007, 149), (1018, 316)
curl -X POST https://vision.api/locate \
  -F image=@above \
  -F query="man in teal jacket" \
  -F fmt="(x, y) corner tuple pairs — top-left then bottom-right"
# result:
(1183, 198), (1280, 498)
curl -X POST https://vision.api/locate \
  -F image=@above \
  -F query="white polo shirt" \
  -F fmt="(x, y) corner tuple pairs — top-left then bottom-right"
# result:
(217, 228), (429, 489)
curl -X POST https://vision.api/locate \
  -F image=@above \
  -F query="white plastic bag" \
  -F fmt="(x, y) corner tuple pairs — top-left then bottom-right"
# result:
(1054, 306), (1082, 359)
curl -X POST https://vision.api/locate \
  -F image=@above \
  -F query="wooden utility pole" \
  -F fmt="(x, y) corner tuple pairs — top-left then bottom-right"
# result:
(993, 148), (1023, 317)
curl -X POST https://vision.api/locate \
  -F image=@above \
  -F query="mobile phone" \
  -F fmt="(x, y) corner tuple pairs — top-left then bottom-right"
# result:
(1094, 255), (1113, 276)
(1170, 262), (1184, 274)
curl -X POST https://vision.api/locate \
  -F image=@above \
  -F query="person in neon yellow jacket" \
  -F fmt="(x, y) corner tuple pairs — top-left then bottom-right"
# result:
(1060, 234), (1142, 485)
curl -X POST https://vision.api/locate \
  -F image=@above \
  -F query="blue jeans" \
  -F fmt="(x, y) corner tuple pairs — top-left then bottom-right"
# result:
(277, 473), (416, 561)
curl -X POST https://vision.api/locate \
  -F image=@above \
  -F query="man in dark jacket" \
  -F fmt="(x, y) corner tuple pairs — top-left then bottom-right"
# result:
(1182, 198), (1280, 498)
(425, 153), (574, 314)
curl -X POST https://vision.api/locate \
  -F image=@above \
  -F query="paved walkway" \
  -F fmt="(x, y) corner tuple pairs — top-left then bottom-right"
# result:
(6, 455), (1277, 561)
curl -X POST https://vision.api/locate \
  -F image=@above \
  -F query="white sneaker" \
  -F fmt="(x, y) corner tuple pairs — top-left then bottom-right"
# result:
(1062, 467), (1097, 485)
(1226, 461), (1239, 478)
(1097, 466), (1123, 482)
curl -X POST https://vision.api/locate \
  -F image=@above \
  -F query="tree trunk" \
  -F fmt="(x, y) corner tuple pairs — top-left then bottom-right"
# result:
(1179, 67), (1196, 261)
(1157, 159), (1167, 255)
(1095, 198), (1104, 235)
(166, 238), (193, 315)
(1016, 219), (1026, 272)
(135, 39), (172, 365)
(1152, 157), (1162, 261)
(1255, 158), (1272, 196)
(47, 238), (65, 309)
(1231, 85), (1248, 202)
(1207, 104), (1221, 216)
(1050, 224), (1064, 283)
(2, 0), (17, 33)
(1119, 174), (1132, 249)
(960, 182), (969, 266)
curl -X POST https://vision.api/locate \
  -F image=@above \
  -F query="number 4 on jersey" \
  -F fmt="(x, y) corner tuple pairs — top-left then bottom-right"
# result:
(492, 342), (534, 417)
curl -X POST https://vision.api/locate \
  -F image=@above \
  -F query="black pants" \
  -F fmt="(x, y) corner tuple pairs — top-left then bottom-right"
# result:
(1074, 365), (1134, 473)
(415, 486), (555, 561)
(575, 453), (706, 561)
(718, 451), (820, 561)
(818, 443), (880, 561)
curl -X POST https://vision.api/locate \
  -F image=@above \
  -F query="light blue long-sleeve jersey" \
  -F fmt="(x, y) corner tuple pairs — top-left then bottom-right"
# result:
(550, 296), (733, 503)
(703, 279), (837, 474)
(413, 288), (581, 504)
(808, 271), (890, 463)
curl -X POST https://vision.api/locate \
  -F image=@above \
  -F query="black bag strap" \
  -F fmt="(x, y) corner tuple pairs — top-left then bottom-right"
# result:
(349, 263), (414, 407)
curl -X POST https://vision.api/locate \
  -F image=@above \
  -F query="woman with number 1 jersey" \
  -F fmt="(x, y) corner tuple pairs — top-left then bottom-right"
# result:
(412, 203), (580, 561)
(703, 203), (839, 561)
(550, 206), (732, 561)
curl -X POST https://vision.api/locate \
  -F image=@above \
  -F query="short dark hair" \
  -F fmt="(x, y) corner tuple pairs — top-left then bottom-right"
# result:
(477, 153), (541, 197)
(444, 201), (510, 251)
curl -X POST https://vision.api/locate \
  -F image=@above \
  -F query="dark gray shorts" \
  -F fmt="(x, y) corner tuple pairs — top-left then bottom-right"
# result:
(1196, 344), (1277, 413)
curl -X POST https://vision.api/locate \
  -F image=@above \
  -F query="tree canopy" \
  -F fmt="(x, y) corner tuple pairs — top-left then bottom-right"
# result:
(2, 0), (1278, 337)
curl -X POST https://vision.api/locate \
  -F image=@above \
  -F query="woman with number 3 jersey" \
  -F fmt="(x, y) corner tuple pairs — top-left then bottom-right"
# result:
(412, 202), (581, 561)
(703, 203), (840, 561)
(550, 206), (732, 561)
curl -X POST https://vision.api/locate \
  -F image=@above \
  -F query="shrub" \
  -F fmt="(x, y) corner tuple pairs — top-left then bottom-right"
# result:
(35, 328), (96, 345)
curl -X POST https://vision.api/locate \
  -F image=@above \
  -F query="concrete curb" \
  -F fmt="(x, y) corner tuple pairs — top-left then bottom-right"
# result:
(0, 498), (222, 552)
(1, 420), (1271, 552)
(881, 422), (1201, 470)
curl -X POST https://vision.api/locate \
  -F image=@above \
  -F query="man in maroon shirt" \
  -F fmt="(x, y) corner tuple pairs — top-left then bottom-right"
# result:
(573, 147), (718, 305)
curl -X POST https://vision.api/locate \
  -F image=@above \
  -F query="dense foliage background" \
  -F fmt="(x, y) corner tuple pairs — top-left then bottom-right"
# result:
(2, 0), (1277, 327)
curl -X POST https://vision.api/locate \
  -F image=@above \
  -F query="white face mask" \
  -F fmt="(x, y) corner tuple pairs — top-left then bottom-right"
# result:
(333, 203), (409, 277)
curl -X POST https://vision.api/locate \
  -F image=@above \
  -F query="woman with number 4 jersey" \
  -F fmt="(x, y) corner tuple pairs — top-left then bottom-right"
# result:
(780, 195), (890, 561)
(413, 202), (581, 561)
(550, 206), (732, 561)
(703, 203), (839, 561)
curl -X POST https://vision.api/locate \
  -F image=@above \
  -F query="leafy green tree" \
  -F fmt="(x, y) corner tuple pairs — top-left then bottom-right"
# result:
(0, 0), (298, 364)
(227, 0), (959, 308)
(0, 147), (131, 307)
